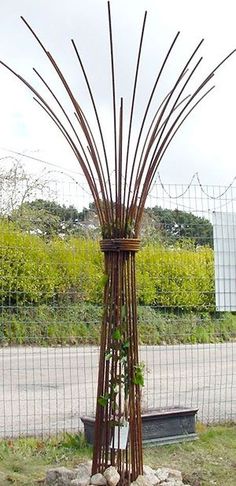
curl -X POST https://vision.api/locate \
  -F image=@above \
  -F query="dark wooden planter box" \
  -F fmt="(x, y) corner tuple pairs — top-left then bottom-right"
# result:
(81, 406), (198, 446)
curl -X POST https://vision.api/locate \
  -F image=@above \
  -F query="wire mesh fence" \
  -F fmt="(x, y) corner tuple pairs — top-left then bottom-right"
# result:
(0, 163), (235, 438)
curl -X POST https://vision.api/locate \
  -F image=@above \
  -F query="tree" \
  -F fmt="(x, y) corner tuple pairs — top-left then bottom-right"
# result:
(11, 199), (101, 238)
(0, 158), (49, 214)
(10, 202), (62, 237)
(11, 199), (78, 237)
(145, 206), (213, 247)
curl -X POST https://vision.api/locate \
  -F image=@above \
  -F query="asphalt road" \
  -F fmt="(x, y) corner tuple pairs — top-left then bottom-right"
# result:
(0, 343), (235, 438)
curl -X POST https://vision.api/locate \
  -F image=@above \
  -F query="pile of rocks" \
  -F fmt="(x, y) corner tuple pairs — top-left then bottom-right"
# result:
(44, 461), (191, 486)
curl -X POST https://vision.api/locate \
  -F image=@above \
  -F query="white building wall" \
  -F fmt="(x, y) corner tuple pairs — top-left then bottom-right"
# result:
(213, 212), (236, 311)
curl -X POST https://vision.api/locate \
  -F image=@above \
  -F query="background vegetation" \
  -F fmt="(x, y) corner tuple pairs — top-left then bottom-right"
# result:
(0, 216), (235, 346)
(0, 163), (234, 347)
(0, 219), (214, 309)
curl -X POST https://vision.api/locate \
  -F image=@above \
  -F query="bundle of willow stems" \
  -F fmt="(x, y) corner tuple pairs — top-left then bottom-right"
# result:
(1, 2), (234, 484)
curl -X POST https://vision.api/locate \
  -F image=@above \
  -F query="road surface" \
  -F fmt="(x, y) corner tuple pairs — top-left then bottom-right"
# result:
(0, 343), (235, 437)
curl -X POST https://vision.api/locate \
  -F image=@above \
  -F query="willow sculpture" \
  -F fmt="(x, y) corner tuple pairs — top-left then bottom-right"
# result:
(1, 2), (234, 484)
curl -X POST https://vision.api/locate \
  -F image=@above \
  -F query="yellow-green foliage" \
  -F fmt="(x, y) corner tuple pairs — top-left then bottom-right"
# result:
(0, 221), (215, 310)
(0, 221), (59, 304)
(48, 238), (103, 302)
(136, 243), (214, 310)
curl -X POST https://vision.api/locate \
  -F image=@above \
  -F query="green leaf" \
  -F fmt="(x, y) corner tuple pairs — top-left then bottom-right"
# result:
(100, 274), (109, 287)
(133, 363), (145, 387)
(122, 340), (130, 350)
(113, 328), (122, 341)
(133, 371), (144, 386)
(98, 394), (110, 407)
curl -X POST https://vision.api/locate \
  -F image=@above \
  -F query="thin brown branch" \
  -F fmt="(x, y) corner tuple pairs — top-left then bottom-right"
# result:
(118, 97), (123, 232)
(107, 1), (118, 209)
(125, 31), (180, 221)
(32, 97), (105, 225)
(135, 85), (215, 232)
(71, 38), (114, 217)
(128, 42), (204, 224)
(123, 11), (147, 218)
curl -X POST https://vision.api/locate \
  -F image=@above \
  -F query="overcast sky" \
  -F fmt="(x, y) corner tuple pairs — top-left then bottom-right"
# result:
(0, 0), (236, 194)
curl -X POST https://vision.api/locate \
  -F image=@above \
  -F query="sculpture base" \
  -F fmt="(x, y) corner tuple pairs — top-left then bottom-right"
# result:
(81, 406), (198, 447)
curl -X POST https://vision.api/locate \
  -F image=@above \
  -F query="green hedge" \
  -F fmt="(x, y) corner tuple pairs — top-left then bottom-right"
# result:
(136, 243), (214, 310)
(48, 237), (103, 303)
(0, 221), (59, 304)
(0, 221), (214, 310)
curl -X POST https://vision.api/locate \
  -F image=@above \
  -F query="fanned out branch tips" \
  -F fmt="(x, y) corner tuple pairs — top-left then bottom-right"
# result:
(1, 1), (235, 483)
(1, 3), (234, 239)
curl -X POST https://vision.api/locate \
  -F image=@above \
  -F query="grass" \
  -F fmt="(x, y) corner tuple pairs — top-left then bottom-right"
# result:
(144, 423), (236, 486)
(0, 433), (92, 485)
(0, 425), (235, 485)
(0, 303), (236, 347)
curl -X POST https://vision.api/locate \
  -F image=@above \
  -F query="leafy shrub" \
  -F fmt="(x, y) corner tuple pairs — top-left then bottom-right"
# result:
(48, 238), (103, 303)
(0, 221), (60, 305)
(136, 243), (214, 310)
(0, 222), (214, 310)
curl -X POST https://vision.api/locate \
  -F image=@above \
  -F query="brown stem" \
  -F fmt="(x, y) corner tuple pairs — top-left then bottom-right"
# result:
(92, 239), (143, 481)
